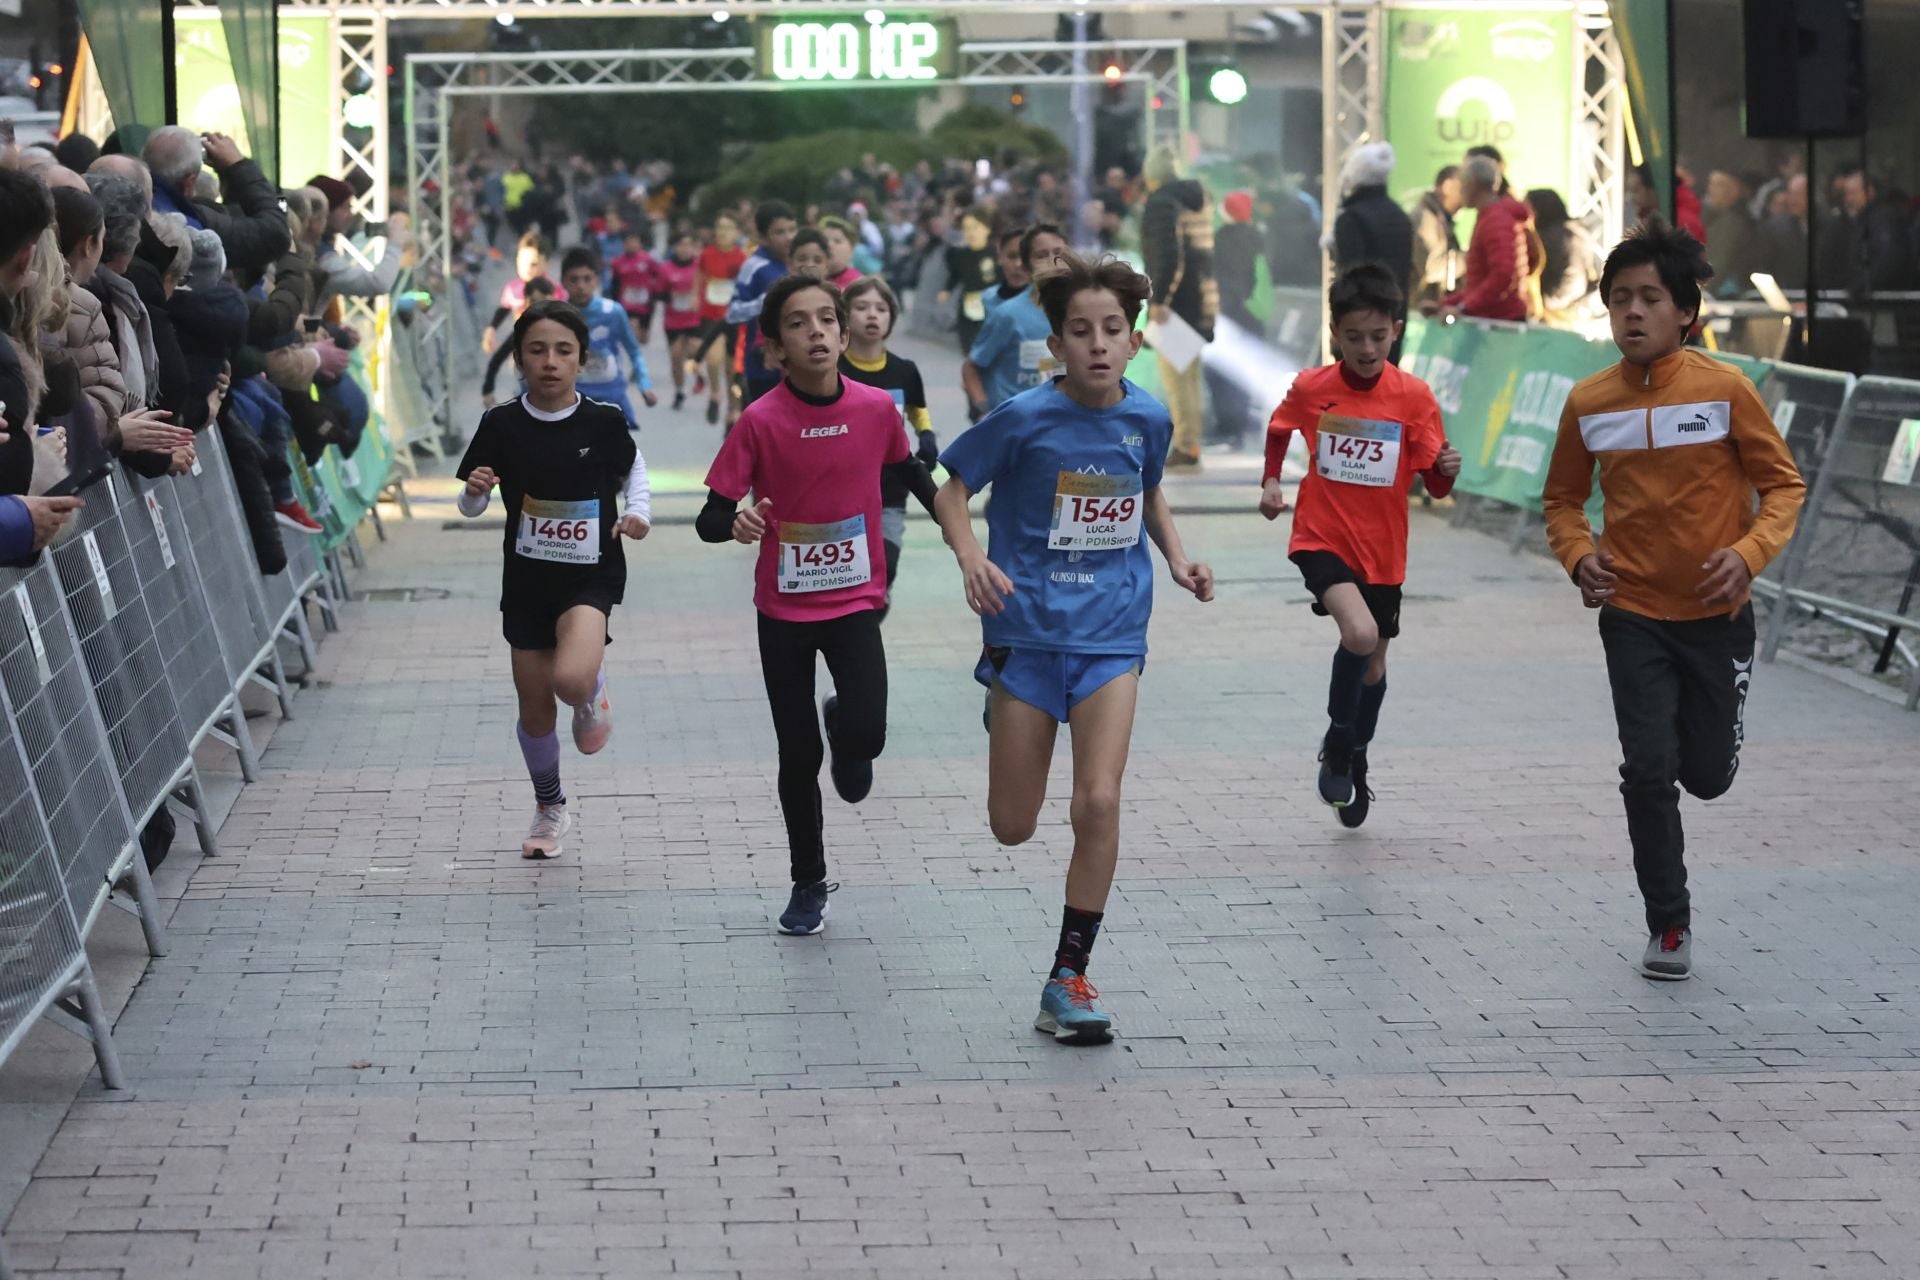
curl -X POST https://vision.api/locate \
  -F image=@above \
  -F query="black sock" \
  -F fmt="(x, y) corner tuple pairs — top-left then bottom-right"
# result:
(1354, 678), (1387, 749)
(1053, 906), (1104, 977)
(1325, 646), (1371, 749)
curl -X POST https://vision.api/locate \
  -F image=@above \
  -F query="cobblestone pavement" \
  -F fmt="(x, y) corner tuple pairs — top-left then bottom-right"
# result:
(5, 331), (1920, 1279)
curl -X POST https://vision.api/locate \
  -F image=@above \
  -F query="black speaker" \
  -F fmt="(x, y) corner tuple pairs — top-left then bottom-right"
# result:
(1743, 0), (1866, 138)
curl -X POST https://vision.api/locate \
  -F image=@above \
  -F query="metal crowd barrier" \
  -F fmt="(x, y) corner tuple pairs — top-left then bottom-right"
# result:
(1763, 374), (1920, 709)
(0, 409), (396, 1097)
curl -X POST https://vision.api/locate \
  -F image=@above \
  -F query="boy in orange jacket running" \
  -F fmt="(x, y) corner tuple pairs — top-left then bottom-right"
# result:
(1542, 220), (1805, 982)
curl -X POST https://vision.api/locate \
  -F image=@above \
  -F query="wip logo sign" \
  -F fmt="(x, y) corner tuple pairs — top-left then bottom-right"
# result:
(1418, 20), (1558, 149)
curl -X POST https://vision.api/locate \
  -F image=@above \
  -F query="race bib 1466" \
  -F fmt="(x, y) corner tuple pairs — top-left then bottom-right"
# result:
(515, 497), (601, 565)
(778, 515), (871, 593)
(1049, 472), (1143, 550)
(1315, 414), (1402, 487)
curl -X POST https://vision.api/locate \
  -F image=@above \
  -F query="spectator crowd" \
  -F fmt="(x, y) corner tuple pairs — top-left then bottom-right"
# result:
(1, 121), (417, 573)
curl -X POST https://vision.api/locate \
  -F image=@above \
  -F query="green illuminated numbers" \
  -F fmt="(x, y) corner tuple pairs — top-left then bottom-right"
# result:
(767, 20), (944, 83)
(772, 21), (862, 82)
(871, 22), (940, 81)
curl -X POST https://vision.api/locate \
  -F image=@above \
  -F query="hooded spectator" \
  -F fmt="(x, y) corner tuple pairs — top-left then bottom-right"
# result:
(1331, 141), (1414, 304)
(1213, 190), (1266, 334)
(169, 227), (249, 403)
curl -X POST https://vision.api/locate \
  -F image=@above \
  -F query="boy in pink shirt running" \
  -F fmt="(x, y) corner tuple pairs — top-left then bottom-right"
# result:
(699, 275), (939, 935)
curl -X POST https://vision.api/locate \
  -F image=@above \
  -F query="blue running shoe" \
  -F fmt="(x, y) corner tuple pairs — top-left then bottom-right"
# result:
(822, 695), (873, 804)
(1034, 969), (1115, 1044)
(778, 879), (836, 935)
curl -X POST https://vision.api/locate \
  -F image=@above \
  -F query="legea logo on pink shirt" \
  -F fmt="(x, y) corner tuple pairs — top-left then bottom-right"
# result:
(800, 425), (849, 439)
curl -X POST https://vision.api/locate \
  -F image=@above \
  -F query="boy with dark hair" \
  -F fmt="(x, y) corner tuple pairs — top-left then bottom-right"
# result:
(1543, 219), (1804, 981)
(984, 226), (1030, 316)
(961, 222), (1070, 421)
(787, 228), (831, 281)
(1260, 263), (1460, 828)
(697, 275), (938, 936)
(839, 275), (939, 617)
(724, 199), (800, 408)
(559, 246), (656, 430)
(936, 252), (1215, 1045)
(483, 276), (557, 406)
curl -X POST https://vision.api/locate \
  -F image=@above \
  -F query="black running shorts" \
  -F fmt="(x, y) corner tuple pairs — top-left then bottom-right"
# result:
(1290, 550), (1403, 640)
(502, 584), (618, 651)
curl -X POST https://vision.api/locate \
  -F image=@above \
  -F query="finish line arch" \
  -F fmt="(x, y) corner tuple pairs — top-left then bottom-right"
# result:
(168, 0), (1620, 450)
(402, 39), (1192, 441)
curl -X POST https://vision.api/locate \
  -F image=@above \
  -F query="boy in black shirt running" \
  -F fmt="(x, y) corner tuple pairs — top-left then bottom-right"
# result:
(838, 276), (939, 618)
(457, 300), (653, 859)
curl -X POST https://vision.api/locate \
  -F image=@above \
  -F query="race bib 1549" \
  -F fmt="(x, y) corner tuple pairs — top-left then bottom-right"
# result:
(1315, 414), (1402, 487)
(1049, 472), (1143, 550)
(778, 515), (871, 593)
(515, 497), (601, 565)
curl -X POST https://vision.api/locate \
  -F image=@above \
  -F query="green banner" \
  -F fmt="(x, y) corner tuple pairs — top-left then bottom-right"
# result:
(1383, 9), (1576, 215)
(174, 14), (331, 188)
(1610, 0), (1673, 218)
(221, 0), (280, 182)
(78, 0), (165, 135)
(1404, 316), (1779, 518)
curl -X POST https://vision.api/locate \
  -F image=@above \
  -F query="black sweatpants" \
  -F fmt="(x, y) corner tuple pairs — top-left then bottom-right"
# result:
(1598, 603), (1755, 933)
(757, 609), (888, 884)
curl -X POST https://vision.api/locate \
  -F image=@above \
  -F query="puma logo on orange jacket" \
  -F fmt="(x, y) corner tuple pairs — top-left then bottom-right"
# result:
(1543, 348), (1806, 621)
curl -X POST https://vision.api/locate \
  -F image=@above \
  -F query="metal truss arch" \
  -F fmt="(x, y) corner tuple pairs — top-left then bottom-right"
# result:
(404, 40), (1190, 439)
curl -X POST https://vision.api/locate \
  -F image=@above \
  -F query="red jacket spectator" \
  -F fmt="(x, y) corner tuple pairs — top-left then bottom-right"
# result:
(1675, 178), (1708, 245)
(1450, 192), (1540, 321)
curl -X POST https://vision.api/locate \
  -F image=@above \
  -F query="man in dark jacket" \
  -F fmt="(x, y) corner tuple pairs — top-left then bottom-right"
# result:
(1140, 145), (1217, 469)
(1332, 142), (1414, 302)
(142, 126), (290, 278)
(1819, 166), (1917, 297)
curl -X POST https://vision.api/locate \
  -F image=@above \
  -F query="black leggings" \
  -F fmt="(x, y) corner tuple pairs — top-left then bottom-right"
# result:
(756, 609), (888, 883)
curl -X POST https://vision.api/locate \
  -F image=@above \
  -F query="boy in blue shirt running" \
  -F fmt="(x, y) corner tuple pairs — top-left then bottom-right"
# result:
(936, 252), (1215, 1045)
(961, 223), (1070, 421)
(560, 246), (657, 430)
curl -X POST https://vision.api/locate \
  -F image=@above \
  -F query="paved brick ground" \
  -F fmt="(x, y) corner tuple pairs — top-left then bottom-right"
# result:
(5, 331), (1920, 1278)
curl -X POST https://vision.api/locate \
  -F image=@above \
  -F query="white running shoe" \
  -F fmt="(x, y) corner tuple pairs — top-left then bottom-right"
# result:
(572, 682), (613, 755)
(521, 803), (571, 860)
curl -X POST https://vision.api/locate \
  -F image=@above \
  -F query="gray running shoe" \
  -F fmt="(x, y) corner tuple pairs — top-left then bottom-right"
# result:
(1640, 926), (1692, 980)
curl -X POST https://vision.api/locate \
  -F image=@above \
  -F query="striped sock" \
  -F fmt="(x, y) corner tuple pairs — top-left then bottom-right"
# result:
(515, 721), (565, 807)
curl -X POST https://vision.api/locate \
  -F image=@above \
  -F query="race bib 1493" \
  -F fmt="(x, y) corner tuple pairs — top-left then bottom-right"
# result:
(778, 515), (872, 593)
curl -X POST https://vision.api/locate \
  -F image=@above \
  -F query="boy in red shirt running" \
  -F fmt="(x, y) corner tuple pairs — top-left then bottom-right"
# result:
(609, 230), (661, 348)
(1260, 264), (1461, 826)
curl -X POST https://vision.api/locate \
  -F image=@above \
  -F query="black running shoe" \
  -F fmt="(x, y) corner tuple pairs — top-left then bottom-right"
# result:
(822, 695), (873, 804)
(1317, 731), (1355, 808)
(672, 391), (685, 410)
(706, 400), (720, 425)
(778, 879), (837, 935)
(1338, 749), (1372, 828)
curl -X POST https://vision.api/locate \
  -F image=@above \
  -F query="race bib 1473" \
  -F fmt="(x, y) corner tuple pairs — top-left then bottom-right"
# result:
(515, 497), (601, 565)
(778, 515), (872, 593)
(1049, 472), (1143, 550)
(1315, 414), (1402, 487)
